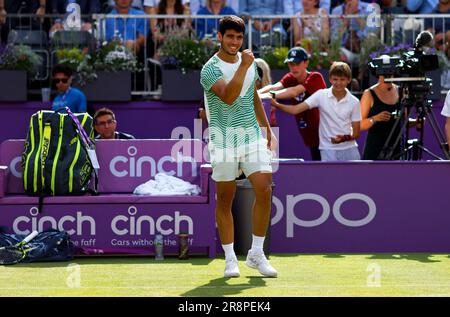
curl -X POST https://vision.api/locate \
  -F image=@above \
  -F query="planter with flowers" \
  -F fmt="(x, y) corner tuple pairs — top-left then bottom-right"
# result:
(56, 40), (138, 102)
(260, 46), (289, 83)
(158, 28), (218, 101)
(260, 37), (342, 87)
(0, 44), (42, 101)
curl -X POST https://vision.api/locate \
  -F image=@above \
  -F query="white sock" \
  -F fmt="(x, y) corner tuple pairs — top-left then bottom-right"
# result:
(251, 234), (265, 253)
(222, 243), (236, 260)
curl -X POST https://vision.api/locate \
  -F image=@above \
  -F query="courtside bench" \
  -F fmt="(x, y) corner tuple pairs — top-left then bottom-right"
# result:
(0, 139), (217, 258)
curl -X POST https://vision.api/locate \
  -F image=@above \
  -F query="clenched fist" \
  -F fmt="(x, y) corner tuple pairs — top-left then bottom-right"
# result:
(240, 49), (254, 69)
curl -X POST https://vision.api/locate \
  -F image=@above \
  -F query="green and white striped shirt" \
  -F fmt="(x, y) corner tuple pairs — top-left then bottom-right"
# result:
(200, 53), (262, 150)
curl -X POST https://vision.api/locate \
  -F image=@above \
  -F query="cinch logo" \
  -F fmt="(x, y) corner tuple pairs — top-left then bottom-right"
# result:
(10, 156), (22, 178)
(109, 146), (198, 178)
(13, 207), (96, 236)
(271, 193), (377, 237)
(111, 206), (194, 236)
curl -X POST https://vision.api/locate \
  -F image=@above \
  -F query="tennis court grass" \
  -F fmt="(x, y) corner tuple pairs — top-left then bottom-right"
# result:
(0, 254), (449, 297)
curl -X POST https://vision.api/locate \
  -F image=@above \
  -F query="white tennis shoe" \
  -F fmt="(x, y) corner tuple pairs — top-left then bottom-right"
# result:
(224, 256), (240, 278)
(245, 249), (278, 277)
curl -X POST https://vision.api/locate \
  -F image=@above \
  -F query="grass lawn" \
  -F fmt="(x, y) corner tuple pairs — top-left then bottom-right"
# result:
(0, 254), (449, 297)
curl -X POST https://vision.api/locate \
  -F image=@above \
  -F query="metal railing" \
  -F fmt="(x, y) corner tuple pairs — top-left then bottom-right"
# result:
(1, 13), (449, 98)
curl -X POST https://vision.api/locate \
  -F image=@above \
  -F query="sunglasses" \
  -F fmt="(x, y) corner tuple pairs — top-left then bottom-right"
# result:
(53, 78), (69, 84)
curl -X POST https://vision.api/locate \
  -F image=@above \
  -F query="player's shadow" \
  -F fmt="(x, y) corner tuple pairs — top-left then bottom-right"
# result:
(367, 254), (441, 263)
(181, 276), (267, 297)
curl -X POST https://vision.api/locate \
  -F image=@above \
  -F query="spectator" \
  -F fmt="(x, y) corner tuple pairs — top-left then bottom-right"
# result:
(239, 0), (286, 48)
(271, 62), (361, 161)
(187, 0), (238, 14)
(359, 74), (401, 160)
(94, 107), (135, 139)
(292, 0), (330, 47)
(406, 0), (438, 13)
(152, 0), (189, 45)
(105, 0), (148, 54)
(284, 0), (331, 15)
(441, 90), (450, 144)
(48, 0), (101, 34)
(51, 64), (87, 113)
(331, 0), (379, 64)
(255, 58), (277, 126)
(255, 58), (272, 89)
(424, 0), (450, 52)
(0, 0), (47, 43)
(107, 0), (144, 11)
(0, 0), (47, 23)
(258, 47), (326, 161)
(194, 0), (236, 39)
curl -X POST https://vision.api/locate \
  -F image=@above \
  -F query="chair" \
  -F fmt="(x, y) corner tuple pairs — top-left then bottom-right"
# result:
(7, 29), (48, 48)
(51, 30), (97, 52)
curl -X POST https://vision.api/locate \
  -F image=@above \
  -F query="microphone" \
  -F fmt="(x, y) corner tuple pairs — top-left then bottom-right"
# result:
(414, 31), (434, 50)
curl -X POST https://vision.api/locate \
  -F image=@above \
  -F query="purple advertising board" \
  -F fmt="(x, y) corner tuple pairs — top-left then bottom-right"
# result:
(1, 100), (446, 161)
(270, 160), (450, 253)
(1, 140), (450, 255)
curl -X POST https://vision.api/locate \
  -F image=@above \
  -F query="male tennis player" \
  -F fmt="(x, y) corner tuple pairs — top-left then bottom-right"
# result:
(200, 15), (278, 278)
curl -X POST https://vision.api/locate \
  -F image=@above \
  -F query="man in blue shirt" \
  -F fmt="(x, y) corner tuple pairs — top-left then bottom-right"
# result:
(406, 0), (439, 13)
(239, 0), (287, 46)
(331, 0), (379, 63)
(195, 0), (237, 39)
(51, 64), (87, 113)
(105, 0), (148, 54)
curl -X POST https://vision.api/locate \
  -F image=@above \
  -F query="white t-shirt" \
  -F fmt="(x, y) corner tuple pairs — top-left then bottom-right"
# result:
(201, 53), (261, 150)
(305, 87), (362, 150)
(440, 90), (450, 117)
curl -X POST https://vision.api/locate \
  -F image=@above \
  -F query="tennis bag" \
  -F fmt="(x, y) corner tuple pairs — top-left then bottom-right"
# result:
(22, 109), (95, 196)
(0, 229), (75, 264)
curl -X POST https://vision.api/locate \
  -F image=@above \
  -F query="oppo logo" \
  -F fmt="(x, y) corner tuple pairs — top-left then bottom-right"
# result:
(109, 146), (198, 178)
(271, 193), (376, 237)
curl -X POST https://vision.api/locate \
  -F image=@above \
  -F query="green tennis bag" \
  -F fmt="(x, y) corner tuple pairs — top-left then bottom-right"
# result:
(22, 110), (95, 196)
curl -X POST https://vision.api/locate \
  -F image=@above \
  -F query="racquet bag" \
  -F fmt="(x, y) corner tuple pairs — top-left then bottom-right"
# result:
(22, 109), (96, 197)
(0, 229), (75, 264)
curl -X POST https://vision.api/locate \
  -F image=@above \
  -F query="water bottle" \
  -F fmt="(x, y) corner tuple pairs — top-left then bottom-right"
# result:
(178, 233), (189, 260)
(154, 233), (164, 260)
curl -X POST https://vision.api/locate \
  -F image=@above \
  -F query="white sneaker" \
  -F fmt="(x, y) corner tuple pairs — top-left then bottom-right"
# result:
(246, 250), (278, 277)
(224, 257), (240, 278)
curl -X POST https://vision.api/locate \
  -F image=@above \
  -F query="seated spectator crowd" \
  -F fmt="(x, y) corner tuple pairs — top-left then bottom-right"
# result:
(0, 0), (448, 61)
(0, 1), (448, 161)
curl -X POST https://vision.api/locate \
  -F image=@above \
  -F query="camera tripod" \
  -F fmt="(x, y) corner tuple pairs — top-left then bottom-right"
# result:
(377, 79), (450, 161)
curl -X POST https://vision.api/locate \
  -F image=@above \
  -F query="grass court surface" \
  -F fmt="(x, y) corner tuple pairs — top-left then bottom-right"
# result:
(1, 254), (449, 297)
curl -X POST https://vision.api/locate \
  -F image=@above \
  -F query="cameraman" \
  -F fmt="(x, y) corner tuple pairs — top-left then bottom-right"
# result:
(360, 72), (423, 160)
(360, 75), (401, 160)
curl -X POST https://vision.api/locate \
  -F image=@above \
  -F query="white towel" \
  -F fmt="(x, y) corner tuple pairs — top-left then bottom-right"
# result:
(133, 173), (200, 196)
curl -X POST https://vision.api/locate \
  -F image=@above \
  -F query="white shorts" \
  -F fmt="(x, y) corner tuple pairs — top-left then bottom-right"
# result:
(209, 139), (272, 182)
(320, 147), (361, 161)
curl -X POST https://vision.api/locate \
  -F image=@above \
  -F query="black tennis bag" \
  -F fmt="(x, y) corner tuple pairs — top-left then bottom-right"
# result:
(22, 109), (95, 196)
(0, 229), (75, 263)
